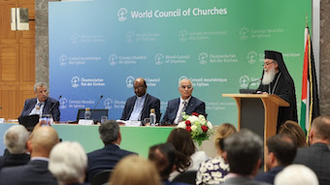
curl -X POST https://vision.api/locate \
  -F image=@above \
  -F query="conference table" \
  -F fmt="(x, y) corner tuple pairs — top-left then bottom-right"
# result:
(0, 123), (174, 158)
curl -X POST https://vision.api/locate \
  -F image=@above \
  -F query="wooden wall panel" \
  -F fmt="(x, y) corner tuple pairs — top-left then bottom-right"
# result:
(0, 0), (35, 119)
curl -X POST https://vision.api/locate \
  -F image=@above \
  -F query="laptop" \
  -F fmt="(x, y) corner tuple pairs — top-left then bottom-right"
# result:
(18, 114), (40, 131)
(76, 109), (108, 123)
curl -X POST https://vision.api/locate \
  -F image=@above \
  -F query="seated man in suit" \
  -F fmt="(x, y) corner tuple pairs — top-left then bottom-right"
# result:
(221, 129), (270, 185)
(255, 134), (297, 184)
(162, 78), (206, 125)
(86, 120), (137, 182)
(20, 82), (60, 121)
(121, 77), (161, 123)
(293, 116), (330, 185)
(0, 125), (59, 185)
(0, 125), (30, 170)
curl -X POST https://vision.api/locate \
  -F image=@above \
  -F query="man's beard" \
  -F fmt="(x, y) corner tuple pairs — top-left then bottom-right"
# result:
(262, 67), (276, 85)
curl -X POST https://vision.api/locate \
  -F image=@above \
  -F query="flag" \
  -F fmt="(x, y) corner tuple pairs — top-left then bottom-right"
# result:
(300, 26), (320, 137)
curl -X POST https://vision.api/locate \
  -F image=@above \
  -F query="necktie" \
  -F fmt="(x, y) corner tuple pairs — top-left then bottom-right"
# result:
(179, 101), (188, 121)
(36, 102), (42, 110)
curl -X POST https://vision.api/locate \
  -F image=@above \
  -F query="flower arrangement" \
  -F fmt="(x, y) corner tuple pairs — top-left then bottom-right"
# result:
(177, 112), (213, 146)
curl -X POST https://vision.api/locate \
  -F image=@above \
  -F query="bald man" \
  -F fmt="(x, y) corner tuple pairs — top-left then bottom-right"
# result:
(162, 78), (206, 125)
(121, 77), (161, 123)
(0, 125), (59, 185)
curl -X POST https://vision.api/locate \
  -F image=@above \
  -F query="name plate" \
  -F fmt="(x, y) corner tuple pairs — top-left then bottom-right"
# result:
(0, 118), (4, 123)
(124, 120), (141, 127)
(78, 119), (94, 125)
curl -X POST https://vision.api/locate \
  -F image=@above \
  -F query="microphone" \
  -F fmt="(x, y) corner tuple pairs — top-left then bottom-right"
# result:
(90, 95), (104, 124)
(47, 95), (62, 120)
(247, 78), (261, 89)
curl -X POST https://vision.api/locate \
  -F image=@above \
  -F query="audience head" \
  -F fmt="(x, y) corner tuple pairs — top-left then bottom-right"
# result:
(214, 123), (237, 154)
(166, 128), (193, 172)
(274, 164), (319, 185)
(34, 82), (48, 102)
(279, 120), (307, 147)
(224, 129), (263, 176)
(310, 115), (330, 144)
(99, 120), (121, 145)
(3, 125), (29, 154)
(49, 142), (87, 185)
(149, 143), (176, 181)
(178, 78), (193, 100)
(28, 125), (59, 158)
(109, 155), (161, 185)
(133, 77), (147, 97)
(265, 134), (296, 169)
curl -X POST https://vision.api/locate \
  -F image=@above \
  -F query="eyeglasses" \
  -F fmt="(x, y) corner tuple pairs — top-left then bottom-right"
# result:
(133, 86), (145, 90)
(180, 85), (192, 89)
(262, 62), (273, 67)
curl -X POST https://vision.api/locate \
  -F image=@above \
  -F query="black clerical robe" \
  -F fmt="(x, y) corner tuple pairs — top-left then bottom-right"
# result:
(257, 72), (298, 131)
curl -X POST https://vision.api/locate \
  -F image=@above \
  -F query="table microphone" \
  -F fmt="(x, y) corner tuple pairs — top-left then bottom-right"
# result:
(247, 78), (261, 89)
(90, 95), (103, 124)
(48, 95), (62, 114)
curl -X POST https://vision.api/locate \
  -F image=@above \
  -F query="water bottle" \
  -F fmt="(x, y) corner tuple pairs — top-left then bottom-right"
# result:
(150, 108), (156, 126)
(84, 107), (91, 119)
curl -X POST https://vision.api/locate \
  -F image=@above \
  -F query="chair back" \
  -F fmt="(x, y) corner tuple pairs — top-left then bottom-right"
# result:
(172, 170), (197, 185)
(91, 170), (112, 185)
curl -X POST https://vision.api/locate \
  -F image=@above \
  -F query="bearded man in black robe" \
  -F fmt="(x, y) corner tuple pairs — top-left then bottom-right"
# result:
(257, 50), (298, 131)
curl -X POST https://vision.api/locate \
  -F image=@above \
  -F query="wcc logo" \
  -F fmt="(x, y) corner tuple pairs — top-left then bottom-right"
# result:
(198, 52), (208, 65)
(126, 76), (135, 88)
(71, 76), (80, 88)
(59, 98), (68, 109)
(239, 27), (249, 40)
(118, 8), (128, 22)
(239, 75), (250, 88)
(178, 30), (188, 42)
(178, 76), (189, 84)
(247, 51), (258, 64)
(59, 55), (68, 66)
(126, 31), (135, 43)
(109, 54), (118, 66)
(104, 98), (113, 109)
(154, 53), (164, 65)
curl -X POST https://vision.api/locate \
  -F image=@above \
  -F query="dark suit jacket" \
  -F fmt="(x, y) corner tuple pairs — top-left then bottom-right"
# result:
(293, 143), (330, 185)
(120, 93), (161, 123)
(254, 166), (285, 185)
(0, 159), (57, 185)
(20, 97), (61, 121)
(0, 153), (30, 170)
(219, 176), (271, 185)
(86, 144), (136, 182)
(161, 96), (206, 124)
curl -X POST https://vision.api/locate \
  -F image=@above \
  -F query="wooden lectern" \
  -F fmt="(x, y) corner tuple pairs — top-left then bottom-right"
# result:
(222, 94), (289, 170)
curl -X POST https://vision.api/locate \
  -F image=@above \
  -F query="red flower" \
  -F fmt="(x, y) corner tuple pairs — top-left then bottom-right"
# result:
(185, 120), (191, 126)
(201, 125), (208, 132)
(186, 126), (191, 132)
(192, 112), (199, 116)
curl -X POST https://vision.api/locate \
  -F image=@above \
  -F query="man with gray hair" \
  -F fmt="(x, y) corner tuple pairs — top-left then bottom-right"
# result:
(86, 120), (136, 182)
(220, 129), (270, 185)
(162, 78), (206, 125)
(20, 82), (60, 121)
(49, 141), (87, 185)
(293, 116), (330, 185)
(0, 125), (30, 169)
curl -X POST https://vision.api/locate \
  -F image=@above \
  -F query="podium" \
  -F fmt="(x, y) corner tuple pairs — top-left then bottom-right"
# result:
(222, 94), (289, 170)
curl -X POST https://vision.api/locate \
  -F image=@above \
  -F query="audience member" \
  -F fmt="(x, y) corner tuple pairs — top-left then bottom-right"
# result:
(0, 125), (59, 185)
(162, 78), (206, 125)
(274, 164), (318, 185)
(220, 129), (270, 185)
(121, 77), (161, 123)
(0, 125), (30, 169)
(20, 82), (60, 121)
(254, 134), (297, 184)
(196, 123), (237, 185)
(166, 128), (209, 181)
(86, 120), (136, 182)
(293, 115), (330, 185)
(49, 141), (88, 185)
(149, 143), (190, 185)
(278, 120), (307, 147)
(109, 155), (161, 185)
